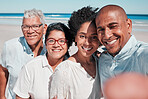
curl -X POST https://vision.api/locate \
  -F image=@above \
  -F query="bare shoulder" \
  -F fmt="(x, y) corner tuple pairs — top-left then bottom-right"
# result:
(68, 54), (77, 62)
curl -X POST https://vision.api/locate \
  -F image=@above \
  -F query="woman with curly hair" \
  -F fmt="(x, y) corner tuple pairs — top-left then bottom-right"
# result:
(49, 6), (102, 99)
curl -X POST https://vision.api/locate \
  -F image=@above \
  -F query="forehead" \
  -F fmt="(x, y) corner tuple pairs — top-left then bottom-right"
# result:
(96, 11), (122, 26)
(23, 16), (41, 25)
(48, 30), (65, 38)
(78, 21), (97, 35)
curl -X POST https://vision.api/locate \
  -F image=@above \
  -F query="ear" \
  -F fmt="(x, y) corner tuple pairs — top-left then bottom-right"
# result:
(43, 24), (47, 35)
(127, 19), (132, 34)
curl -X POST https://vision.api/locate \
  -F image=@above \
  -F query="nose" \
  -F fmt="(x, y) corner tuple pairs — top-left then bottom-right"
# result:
(104, 28), (112, 39)
(53, 41), (60, 47)
(27, 27), (34, 33)
(85, 37), (91, 45)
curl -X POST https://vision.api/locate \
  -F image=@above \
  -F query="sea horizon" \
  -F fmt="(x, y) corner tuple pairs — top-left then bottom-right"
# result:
(0, 13), (148, 19)
(0, 13), (148, 32)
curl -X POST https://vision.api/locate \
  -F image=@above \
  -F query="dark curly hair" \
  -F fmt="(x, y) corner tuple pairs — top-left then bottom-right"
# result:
(68, 6), (99, 41)
(45, 22), (73, 48)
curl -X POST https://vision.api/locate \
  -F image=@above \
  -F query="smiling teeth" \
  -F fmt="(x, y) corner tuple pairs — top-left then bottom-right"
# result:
(107, 39), (117, 44)
(53, 49), (61, 51)
(83, 47), (92, 51)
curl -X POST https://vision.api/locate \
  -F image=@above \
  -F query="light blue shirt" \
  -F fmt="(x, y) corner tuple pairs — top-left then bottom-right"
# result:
(0, 36), (46, 99)
(98, 35), (148, 91)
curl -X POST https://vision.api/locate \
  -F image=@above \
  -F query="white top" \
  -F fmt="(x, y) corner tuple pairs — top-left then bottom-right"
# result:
(13, 55), (53, 99)
(49, 59), (102, 99)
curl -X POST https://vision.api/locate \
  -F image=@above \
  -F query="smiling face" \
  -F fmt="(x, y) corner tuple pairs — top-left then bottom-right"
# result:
(46, 30), (68, 60)
(96, 9), (132, 56)
(75, 21), (100, 57)
(22, 16), (46, 47)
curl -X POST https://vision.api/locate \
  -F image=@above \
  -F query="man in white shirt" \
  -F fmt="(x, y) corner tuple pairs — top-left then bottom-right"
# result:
(0, 8), (47, 99)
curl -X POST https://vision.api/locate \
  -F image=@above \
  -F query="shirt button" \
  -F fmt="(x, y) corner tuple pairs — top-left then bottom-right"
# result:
(31, 55), (33, 57)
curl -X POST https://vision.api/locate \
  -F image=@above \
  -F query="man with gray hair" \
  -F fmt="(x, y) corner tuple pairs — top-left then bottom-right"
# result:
(0, 8), (47, 99)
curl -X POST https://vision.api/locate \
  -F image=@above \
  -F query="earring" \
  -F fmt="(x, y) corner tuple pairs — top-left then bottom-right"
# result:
(68, 48), (71, 52)
(75, 42), (77, 46)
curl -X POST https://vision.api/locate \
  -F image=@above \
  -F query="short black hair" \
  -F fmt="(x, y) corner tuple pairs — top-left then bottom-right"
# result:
(45, 22), (73, 48)
(68, 6), (99, 41)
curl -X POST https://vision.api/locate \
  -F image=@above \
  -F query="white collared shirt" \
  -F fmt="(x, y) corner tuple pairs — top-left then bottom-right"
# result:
(0, 36), (46, 99)
(13, 55), (53, 99)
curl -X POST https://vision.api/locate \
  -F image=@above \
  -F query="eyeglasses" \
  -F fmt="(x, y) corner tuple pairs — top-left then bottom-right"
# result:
(46, 38), (67, 45)
(21, 23), (43, 31)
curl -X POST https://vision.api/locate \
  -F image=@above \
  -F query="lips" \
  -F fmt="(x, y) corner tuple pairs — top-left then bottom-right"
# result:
(52, 49), (61, 52)
(82, 46), (93, 51)
(106, 39), (117, 44)
(27, 35), (37, 39)
(104, 37), (118, 46)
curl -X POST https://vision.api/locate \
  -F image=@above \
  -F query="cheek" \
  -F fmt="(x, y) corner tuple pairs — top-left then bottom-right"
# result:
(93, 42), (100, 49)
(23, 32), (27, 36)
(98, 34), (103, 43)
(46, 45), (52, 52)
(63, 45), (68, 52)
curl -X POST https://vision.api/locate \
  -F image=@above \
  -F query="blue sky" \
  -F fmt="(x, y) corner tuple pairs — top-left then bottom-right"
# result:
(0, 0), (148, 14)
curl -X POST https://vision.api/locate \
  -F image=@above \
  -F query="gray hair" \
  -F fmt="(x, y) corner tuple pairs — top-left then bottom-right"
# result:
(23, 8), (45, 25)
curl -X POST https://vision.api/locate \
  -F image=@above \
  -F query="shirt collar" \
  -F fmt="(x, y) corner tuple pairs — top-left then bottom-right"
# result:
(19, 36), (46, 55)
(42, 55), (50, 67)
(42, 55), (53, 72)
(19, 36), (32, 54)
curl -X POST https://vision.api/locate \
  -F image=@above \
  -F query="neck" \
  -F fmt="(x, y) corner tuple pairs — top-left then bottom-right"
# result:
(75, 52), (94, 64)
(74, 52), (96, 78)
(30, 39), (43, 57)
(47, 55), (64, 71)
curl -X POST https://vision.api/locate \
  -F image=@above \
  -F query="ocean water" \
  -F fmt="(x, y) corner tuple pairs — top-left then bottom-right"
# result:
(0, 13), (148, 30)
(0, 13), (71, 25)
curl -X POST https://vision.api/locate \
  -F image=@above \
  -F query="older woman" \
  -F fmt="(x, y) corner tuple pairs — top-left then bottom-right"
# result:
(49, 6), (102, 99)
(13, 22), (73, 99)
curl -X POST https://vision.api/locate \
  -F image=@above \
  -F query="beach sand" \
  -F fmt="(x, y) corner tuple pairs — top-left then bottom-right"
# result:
(0, 23), (148, 56)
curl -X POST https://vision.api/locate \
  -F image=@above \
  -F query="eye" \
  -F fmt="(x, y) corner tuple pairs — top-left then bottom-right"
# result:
(32, 25), (39, 28)
(79, 35), (85, 38)
(110, 25), (118, 29)
(22, 25), (28, 28)
(48, 39), (54, 43)
(97, 28), (104, 34)
(92, 36), (98, 40)
(59, 39), (65, 43)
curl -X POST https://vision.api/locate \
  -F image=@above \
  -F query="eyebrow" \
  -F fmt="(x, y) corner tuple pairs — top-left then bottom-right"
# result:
(79, 32), (97, 35)
(78, 32), (86, 35)
(91, 33), (97, 35)
(108, 22), (118, 26)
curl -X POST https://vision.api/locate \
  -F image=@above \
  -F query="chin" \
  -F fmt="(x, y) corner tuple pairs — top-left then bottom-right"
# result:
(27, 42), (38, 46)
(53, 55), (64, 59)
(82, 52), (92, 57)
